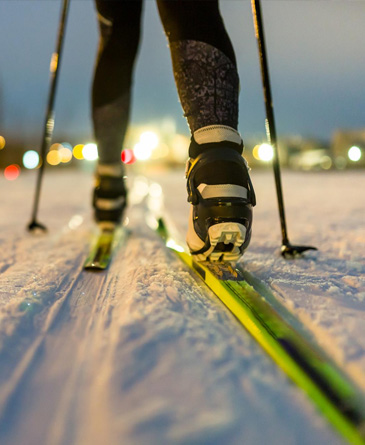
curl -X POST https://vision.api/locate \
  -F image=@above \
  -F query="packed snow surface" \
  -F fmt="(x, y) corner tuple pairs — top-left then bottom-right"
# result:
(0, 168), (363, 445)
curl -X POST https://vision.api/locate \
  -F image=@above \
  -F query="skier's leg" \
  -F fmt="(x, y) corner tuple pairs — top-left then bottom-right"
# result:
(92, 0), (142, 224)
(157, 0), (255, 261)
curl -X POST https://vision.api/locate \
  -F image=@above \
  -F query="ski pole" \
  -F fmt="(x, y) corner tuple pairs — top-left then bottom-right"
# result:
(28, 0), (70, 232)
(251, 0), (317, 257)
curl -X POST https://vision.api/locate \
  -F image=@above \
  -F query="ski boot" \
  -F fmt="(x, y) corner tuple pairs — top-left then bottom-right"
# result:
(186, 143), (256, 263)
(93, 163), (127, 226)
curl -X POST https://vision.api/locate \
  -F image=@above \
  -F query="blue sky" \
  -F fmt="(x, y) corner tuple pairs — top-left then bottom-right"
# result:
(0, 0), (364, 146)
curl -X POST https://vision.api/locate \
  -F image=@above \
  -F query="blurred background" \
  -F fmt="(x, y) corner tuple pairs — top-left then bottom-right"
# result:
(0, 0), (364, 182)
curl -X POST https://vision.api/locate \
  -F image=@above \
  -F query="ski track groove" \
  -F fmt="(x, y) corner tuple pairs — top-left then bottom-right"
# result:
(0, 234), (24, 275)
(0, 202), (129, 445)
(0, 253), (123, 445)
(0, 227), (87, 351)
(0, 251), (86, 426)
(45, 272), (110, 445)
(0, 211), (93, 438)
(0, 262), (13, 276)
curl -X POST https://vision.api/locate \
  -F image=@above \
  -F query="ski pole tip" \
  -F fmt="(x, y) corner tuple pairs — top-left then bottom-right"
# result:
(27, 220), (48, 233)
(281, 243), (317, 259)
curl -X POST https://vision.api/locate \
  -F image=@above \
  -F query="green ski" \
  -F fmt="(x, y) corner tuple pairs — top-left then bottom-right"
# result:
(154, 216), (365, 444)
(84, 225), (128, 270)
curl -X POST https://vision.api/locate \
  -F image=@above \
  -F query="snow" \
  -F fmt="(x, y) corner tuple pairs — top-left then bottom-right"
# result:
(0, 167), (363, 444)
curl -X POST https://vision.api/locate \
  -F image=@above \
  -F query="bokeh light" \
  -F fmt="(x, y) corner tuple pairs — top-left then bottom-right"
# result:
(140, 131), (159, 150)
(132, 176), (150, 201)
(258, 143), (274, 162)
(121, 149), (136, 164)
(50, 142), (63, 151)
(4, 164), (20, 180)
(47, 150), (61, 166)
(23, 150), (39, 169)
(252, 145), (261, 161)
(73, 144), (84, 160)
(149, 182), (162, 198)
(68, 214), (84, 230)
(348, 146), (361, 162)
(82, 143), (98, 161)
(0, 135), (6, 150)
(320, 155), (332, 170)
(61, 142), (73, 151)
(134, 142), (152, 161)
(132, 131), (160, 161)
(59, 146), (73, 163)
(171, 134), (189, 162)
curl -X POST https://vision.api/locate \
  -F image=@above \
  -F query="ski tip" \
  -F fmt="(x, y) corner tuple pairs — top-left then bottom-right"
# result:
(156, 217), (168, 240)
(84, 262), (107, 271)
(83, 225), (126, 272)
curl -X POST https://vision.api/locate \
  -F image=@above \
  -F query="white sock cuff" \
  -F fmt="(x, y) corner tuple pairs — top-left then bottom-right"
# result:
(193, 125), (242, 145)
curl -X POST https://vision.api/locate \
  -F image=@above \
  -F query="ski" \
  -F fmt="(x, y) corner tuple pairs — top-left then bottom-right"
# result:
(84, 224), (128, 270)
(153, 215), (365, 444)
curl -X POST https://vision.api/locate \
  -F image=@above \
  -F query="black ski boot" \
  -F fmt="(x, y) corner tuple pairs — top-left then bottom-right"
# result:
(186, 145), (256, 262)
(93, 163), (127, 225)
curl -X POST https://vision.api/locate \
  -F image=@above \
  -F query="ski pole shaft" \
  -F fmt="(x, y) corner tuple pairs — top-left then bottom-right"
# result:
(251, 1), (317, 256)
(28, 0), (70, 231)
(251, 0), (289, 246)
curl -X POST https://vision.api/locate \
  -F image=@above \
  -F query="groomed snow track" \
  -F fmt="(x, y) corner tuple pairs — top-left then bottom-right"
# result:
(0, 170), (363, 444)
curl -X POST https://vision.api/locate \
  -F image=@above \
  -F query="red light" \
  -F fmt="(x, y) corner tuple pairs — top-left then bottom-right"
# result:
(4, 164), (20, 180)
(121, 149), (136, 165)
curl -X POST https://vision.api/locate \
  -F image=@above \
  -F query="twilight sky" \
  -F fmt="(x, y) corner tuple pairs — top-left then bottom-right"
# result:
(0, 0), (364, 146)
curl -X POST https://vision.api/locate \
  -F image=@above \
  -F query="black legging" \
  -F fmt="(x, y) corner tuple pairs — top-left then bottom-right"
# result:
(93, 0), (240, 163)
